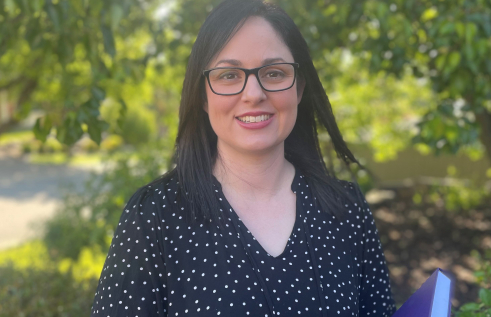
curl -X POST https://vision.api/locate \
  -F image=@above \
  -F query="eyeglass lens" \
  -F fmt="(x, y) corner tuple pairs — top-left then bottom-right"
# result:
(207, 64), (295, 95)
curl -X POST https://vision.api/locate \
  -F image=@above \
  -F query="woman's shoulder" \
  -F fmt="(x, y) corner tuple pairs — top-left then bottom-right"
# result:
(343, 180), (367, 206)
(328, 178), (372, 222)
(334, 178), (358, 192)
(122, 170), (181, 218)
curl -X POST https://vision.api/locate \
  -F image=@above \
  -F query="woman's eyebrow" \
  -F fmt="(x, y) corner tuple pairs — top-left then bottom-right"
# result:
(214, 59), (241, 67)
(262, 57), (286, 65)
(214, 57), (287, 67)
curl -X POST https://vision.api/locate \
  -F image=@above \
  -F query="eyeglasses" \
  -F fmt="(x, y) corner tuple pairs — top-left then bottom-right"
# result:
(203, 62), (299, 96)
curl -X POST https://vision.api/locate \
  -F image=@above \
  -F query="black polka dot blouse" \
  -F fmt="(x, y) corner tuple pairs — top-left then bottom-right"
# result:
(91, 168), (396, 316)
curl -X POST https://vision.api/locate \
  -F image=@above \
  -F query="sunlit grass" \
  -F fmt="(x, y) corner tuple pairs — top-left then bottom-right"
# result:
(70, 153), (105, 166)
(27, 152), (106, 168)
(0, 130), (34, 145)
(28, 152), (69, 164)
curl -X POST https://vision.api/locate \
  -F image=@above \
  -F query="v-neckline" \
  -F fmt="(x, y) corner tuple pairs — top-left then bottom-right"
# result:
(212, 167), (304, 259)
(243, 194), (303, 259)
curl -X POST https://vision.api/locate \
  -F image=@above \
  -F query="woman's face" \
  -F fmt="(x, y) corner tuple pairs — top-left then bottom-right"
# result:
(204, 16), (303, 157)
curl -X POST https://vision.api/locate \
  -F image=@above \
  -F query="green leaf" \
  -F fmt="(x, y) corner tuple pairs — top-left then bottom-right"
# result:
(464, 43), (475, 62)
(439, 21), (455, 35)
(447, 52), (461, 71)
(455, 22), (465, 38)
(46, 0), (60, 32)
(110, 4), (124, 30)
(91, 86), (106, 102)
(479, 288), (491, 306)
(87, 119), (109, 145)
(435, 55), (446, 71)
(33, 116), (53, 142)
(117, 98), (128, 130)
(101, 25), (116, 57)
(5, 0), (16, 13)
(56, 117), (84, 146)
(459, 302), (482, 311)
(483, 18), (491, 37)
(31, 0), (43, 12)
(76, 106), (90, 124)
(465, 23), (478, 43)
(87, 121), (102, 145)
(421, 7), (438, 22)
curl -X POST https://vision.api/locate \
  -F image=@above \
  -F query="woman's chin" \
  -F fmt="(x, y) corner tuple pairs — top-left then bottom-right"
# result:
(232, 141), (284, 155)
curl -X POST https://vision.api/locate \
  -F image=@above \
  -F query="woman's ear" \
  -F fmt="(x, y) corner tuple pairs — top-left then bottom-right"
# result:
(203, 101), (208, 113)
(296, 77), (306, 105)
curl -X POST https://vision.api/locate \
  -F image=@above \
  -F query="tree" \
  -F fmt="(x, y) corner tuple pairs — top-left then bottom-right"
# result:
(2, 0), (490, 167)
(0, 0), (166, 145)
(275, 0), (491, 164)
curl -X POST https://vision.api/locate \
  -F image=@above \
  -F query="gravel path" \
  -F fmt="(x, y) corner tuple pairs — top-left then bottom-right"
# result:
(0, 154), (100, 250)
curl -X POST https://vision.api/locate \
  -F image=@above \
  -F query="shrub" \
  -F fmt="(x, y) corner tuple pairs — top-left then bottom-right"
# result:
(454, 250), (491, 317)
(0, 264), (96, 317)
(100, 134), (124, 152)
(100, 99), (157, 146)
(43, 144), (169, 260)
(412, 179), (491, 212)
(0, 240), (105, 317)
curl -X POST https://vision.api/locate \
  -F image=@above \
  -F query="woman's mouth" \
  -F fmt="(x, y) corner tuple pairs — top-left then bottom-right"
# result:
(236, 114), (273, 123)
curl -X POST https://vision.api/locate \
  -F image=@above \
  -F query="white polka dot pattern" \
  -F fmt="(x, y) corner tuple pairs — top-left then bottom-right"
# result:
(90, 170), (396, 316)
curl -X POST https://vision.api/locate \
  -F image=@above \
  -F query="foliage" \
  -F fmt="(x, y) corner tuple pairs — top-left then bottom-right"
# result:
(100, 98), (157, 146)
(327, 54), (435, 162)
(0, 240), (106, 281)
(0, 240), (51, 270)
(412, 180), (491, 213)
(0, 265), (96, 317)
(271, 0), (491, 161)
(21, 135), (65, 154)
(455, 250), (491, 317)
(2, 1), (490, 316)
(100, 134), (124, 152)
(0, 240), (102, 317)
(43, 144), (169, 260)
(0, 0), (167, 145)
(342, 0), (491, 160)
(3, 0), (491, 165)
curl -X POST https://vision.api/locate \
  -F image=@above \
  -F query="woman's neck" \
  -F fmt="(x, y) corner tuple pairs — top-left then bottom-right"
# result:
(213, 141), (295, 200)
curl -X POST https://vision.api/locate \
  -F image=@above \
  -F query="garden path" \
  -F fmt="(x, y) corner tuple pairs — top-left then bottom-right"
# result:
(0, 150), (101, 250)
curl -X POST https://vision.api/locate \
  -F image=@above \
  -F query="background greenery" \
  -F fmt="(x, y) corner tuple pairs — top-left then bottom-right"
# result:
(0, 0), (490, 315)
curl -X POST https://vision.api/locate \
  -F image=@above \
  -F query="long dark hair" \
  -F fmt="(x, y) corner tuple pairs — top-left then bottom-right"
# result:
(168, 0), (365, 222)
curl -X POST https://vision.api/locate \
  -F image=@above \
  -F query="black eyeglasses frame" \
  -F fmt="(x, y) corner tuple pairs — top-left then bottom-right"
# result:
(202, 62), (300, 96)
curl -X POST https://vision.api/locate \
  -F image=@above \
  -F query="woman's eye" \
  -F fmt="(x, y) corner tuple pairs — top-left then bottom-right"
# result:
(218, 72), (240, 80)
(266, 71), (285, 78)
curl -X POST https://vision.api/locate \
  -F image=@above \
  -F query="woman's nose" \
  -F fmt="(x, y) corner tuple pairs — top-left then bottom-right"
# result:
(241, 74), (266, 103)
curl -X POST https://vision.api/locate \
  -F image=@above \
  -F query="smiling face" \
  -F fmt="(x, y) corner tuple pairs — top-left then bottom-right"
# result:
(204, 16), (303, 157)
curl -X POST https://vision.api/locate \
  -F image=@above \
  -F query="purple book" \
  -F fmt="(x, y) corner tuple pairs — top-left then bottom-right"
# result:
(392, 268), (454, 317)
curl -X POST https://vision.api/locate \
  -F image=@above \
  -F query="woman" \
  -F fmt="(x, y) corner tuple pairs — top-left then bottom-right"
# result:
(91, 0), (396, 316)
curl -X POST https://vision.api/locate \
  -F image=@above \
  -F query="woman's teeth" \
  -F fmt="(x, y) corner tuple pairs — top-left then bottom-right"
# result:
(237, 114), (272, 123)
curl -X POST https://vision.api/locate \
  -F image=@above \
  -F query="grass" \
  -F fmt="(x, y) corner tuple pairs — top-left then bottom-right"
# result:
(1, 129), (133, 168)
(0, 130), (34, 145)
(28, 152), (105, 167)
(28, 152), (70, 165)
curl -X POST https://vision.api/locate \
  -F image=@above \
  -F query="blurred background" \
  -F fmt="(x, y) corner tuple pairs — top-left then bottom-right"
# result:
(0, 0), (490, 315)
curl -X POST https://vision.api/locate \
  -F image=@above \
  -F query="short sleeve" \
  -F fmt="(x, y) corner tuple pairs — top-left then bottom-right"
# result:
(90, 187), (168, 317)
(354, 184), (396, 316)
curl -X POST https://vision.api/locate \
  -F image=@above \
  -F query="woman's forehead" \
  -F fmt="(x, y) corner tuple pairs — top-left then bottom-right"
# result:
(208, 16), (294, 68)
